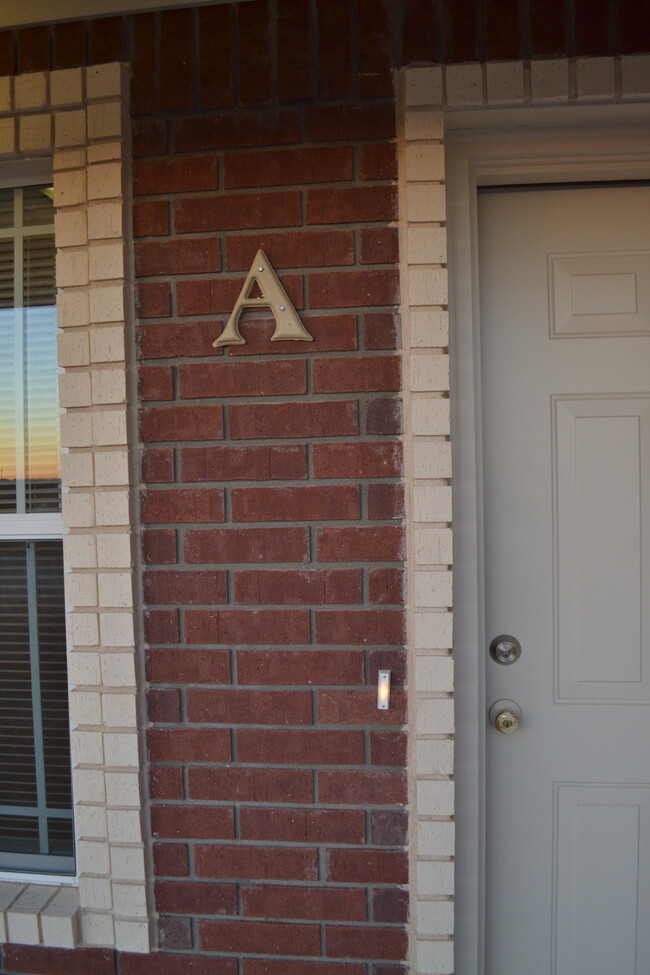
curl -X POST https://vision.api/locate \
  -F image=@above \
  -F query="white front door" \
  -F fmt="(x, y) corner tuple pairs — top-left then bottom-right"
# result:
(479, 183), (650, 974)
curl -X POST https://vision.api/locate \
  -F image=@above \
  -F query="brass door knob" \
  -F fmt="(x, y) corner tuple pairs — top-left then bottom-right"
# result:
(489, 699), (522, 734)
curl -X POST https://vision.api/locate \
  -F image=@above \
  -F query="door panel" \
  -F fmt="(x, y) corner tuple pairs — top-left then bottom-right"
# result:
(479, 185), (650, 974)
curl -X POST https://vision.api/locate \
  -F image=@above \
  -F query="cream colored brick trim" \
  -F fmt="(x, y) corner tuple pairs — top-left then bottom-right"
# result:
(0, 65), (150, 954)
(401, 54), (650, 975)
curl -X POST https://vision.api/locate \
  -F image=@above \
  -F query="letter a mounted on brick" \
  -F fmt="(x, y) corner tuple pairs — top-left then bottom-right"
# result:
(213, 249), (313, 348)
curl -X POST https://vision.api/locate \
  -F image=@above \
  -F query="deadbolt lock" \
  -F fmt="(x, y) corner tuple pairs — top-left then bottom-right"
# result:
(489, 634), (521, 665)
(489, 699), (522, 735)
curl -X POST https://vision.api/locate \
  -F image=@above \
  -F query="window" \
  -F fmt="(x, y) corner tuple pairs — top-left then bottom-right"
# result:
(0, 183), (73, 875)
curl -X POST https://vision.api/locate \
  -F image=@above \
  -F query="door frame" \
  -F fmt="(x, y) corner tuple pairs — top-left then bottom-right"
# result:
(447, 115), (650, 975)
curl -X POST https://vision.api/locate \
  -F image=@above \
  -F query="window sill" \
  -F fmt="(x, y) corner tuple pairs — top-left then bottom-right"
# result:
(0, 882), (79, 948)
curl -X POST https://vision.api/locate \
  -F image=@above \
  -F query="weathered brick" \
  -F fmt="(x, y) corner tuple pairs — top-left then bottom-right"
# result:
(186, 688), (312, 725)
(121, 953), (237, 975)
(307, 186), (397, 225)
(315, 609), (405, 646)
(226, 314), (358, 355)
(243, 964), (363, 975)
(320, 770), (407, 806)
(133, 200), (169, 237)
(142, 447), (175, 483)
(369, 567), (404, 604)
(317, 0), (354, 99)
(370, 730), (407, 767)
(185, 527), (309, 564)
(185, 609), (311, 645)
(242, 883), (366, 921)
(317, 526), (404, 561)
(159, 8), (194, 111)
(200, 919), (320, 955)
(146, 648), (230, 685)
(155, 880), (237, 916)
(309, 269), (399, 308)
(139, 365), (174, 402)
(177, 274), (303, 315)
(366, 483), (405, 520)
(147, 687), (182, 723)
(312, 356), (400, 393)
(140, 405), (224, 442)
(144, 569), (228, 605)
(134, 156), (217, 195)
(195, 845), (318, 881)
(152, 805), (235, 840)
(141, 487), (225, 524)
(137, 281), (172, 318)
(229, 400), (358, 439)
(317, 689), (406, 724)
(133, 118), (168, 157)
(231, 485), (360, 522)
(233, 569), (362, 605)
(329, 847), (408, 884)
(277, 0), (313, 101)
(147, 728), (231, 762)
(237, 729), (364, 765)
(325, 925), (408, 961)
(312, 442), (402, 478)
(360, 226), (399, 264)
(157, 915), (193, 951)
(181, 444), (307, 481)
(305, 102), (395, 142)
(145, 608), (180, 644)
(188, 767), (313, 803)
(226, 231), (354, 271)
(175, 191), (302, 233)
(136, 238), (222, 276)
(143, 528), (177, 565)
(139, 321), (221, 359)
(359, 142), (398, 180)
(224, 146), (353, 189)
(238, 0), (273, 105)
(371, 808), (408, 846)
(151, 765), (184, 800)
(154, 842), (190, 877)
(199, 4), (234, 107)
(357, 0), (394, 96)
(236, 648), (364, 685)
(180, 360), (306, 398)
(239, 808), (365, 845)
(174, 110), (301, 152)
(2, 947), (116, 975)
(365, 396), (402, 432)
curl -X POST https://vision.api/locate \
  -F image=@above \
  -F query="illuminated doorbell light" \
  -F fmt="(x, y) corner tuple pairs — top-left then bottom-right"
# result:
(377, 670), (391, 710)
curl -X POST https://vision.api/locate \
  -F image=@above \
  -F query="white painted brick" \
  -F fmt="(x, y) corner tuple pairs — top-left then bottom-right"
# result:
(576, 57), (615, 100)
(415, 570), (452, 608)
(69, 689), (101, 726)
(531, 59), (569, 102)
(406, 108), (443, 141)
(98, 572), (134, 609)
(415, 612), (453, 650)
(100, 611), (135, 648)
(76, 804), (108, 840)
(57, 248), (90, 288)
(81, 910), (114, 945)
(95, 490), (130, 526)
(411, 308), (448, 348)
(0, 117), (15, 153)
(64, 571), (98, 608)
(111, 882), (147, 918)
(93, 409), (128, 446)
(72, 768), (106, 803)
(89, 241), (124, 281)
(416, 696), (454, 734)
(105, 772), (142, 807)
(64, 533), (97, 569)
(41, 888), (80, 950)
(101, 653), (136, 688)
(7, 885), (55, 944)
(414, 485), (452, 522)
(55, 109), (87, 148)
(87, 63), (123, 100)
(415, 653), (453, 692)
(486, 61), (525, 104)
(87, 201), (123, 240)
(89, 283), (125, 323)
(96, 533), (132, 568)
(59, 371), (91, 407)
(416, 739), (454, 776)
(104, 732), (140, 769)
(414, 527), (453, 565)
(62, 451), (94, 487)
(20, 113), (52, 151)
(110, 846), (146, 882)
(90, 325), (126, 363)
(413, 441), (452, 479)
(407, 225), (447, 265)
(50, 67), (83, 106)
(107, 810), (143, 846)
(87, 140), (122, 163)
(0, 883), (27, 939)
(417, 938), (454, 974)
(409, 267), (448, 306)
(63, 491), (95, 528)
(58, 288), (90, 328)
(58, 329), (90, 367)
(55, 208), (88, 247)
(67, 651), (101, 686)
(102, 693), (137, 728)
(406, 143), (445, 182)
(87, 101), (122, 140)
(410, 354), (449, 392)
(54, 169), (87, 208)
(79, 877), (112, 910)
(418, 860), (454, 896)
(418, 819), (455, 856)
(76, 839), (110, 875)
(407, 183), (446, 222)
(15, 72), (47, 109)
(445, 63), (483, 107)
(61, 413), (93, 448)
(114, 918), (149, 953)
(91, 368), (127, 405)
(95, 449), (129, 486)
(621, 54), (650, 97)
(417, 778), (454, 816)
(69, 612), (100, 648)
(405, 66), (443, 107)
(88, 162), (122, 201)
(54, 147), (87, 171)
(0, 76), (12, 113)
(417, 899), (454, 936)
(71, 729), (104, 765)
(411, 399), (450, 437)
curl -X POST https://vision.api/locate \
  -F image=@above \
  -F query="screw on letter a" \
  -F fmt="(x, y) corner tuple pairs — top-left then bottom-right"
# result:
(213, 249), (313, 348)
